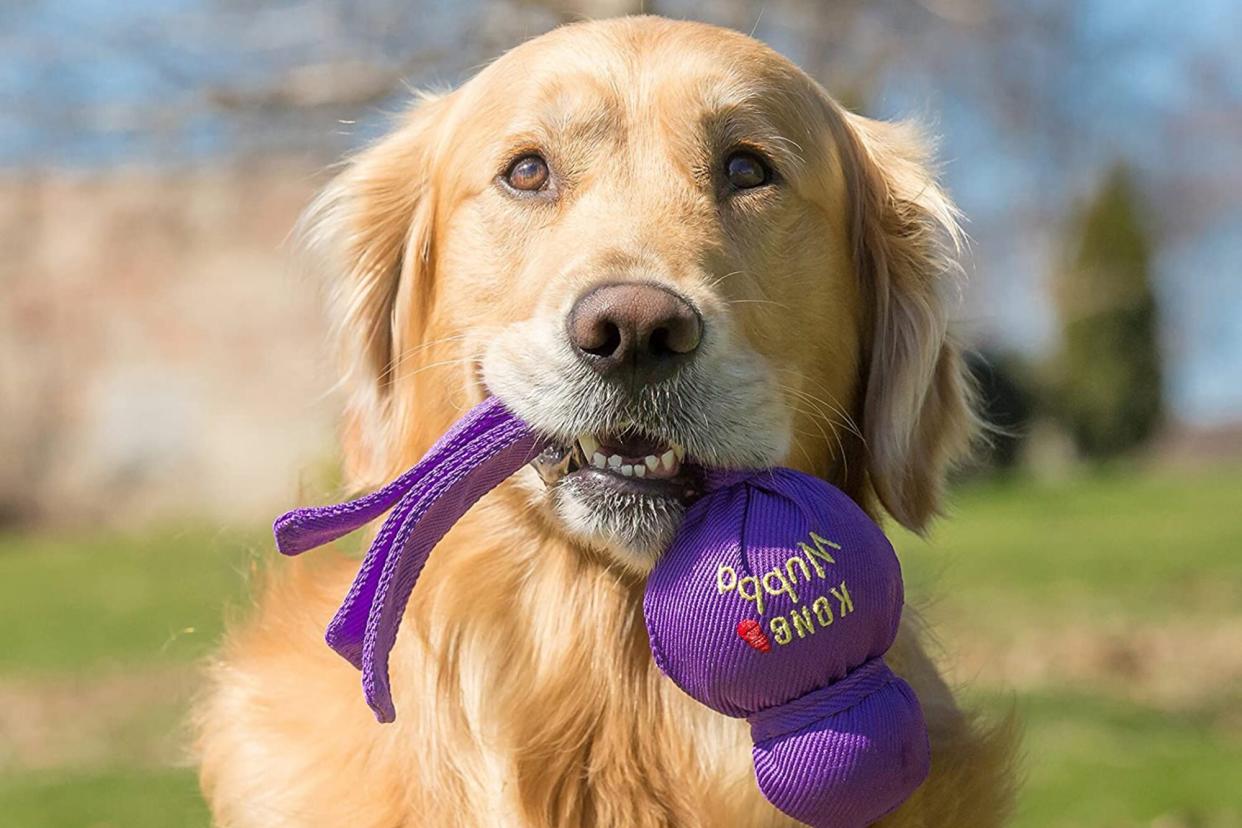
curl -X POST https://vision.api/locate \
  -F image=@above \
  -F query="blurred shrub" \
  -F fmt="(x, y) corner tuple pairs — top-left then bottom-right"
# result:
(964, 349), (1036, 475)
(1052, 165), (1164, 459)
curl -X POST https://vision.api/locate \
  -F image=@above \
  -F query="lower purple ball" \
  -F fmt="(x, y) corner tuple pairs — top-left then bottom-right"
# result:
(749, 663), (929, 827)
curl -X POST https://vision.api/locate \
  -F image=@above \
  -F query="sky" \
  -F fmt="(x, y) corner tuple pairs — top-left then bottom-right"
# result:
(2, 0), (1239, 425)
(859, 0), (1242, 424)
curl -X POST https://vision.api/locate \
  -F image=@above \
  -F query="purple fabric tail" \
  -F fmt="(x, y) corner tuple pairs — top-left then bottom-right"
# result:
(273, 397), (517, 555)
(270, 397), (546, 721)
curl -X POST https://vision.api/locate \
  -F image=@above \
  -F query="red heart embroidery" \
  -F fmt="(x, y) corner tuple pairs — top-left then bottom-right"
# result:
(736, 618), (771, 653)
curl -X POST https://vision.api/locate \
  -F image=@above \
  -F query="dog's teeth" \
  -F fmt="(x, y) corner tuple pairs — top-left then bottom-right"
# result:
(607, 454), (623, 470)
(592, 452), (607, 469)
(644, 455), (660, 471)
(579, 434), (599, 456)
(620, 464), (634, 477)
(633, 465), (646, 477)
(672, 444), (686, 462)
(660, 449), (676, 470)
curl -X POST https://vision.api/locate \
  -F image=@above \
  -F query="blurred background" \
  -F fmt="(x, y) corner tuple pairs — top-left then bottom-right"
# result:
(1, 1), (1239, 825)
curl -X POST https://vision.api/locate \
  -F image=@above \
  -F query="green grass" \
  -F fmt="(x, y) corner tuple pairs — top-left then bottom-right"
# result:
(1000, 690), (1242, 828)
(897, 465), (1242, 624)
(1, 466), (1240, 826)
(900, 465), (1242, 827)
(0, 768), (209, 828)
(0, 525), (263, 674)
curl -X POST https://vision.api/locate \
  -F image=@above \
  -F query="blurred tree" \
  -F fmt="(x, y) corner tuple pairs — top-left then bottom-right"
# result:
(964, 349), (1035, 474)
(1052, 164), (1163, 459)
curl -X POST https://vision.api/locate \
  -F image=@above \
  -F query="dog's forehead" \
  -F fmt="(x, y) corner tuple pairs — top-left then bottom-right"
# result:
(478, 19), (819, 131)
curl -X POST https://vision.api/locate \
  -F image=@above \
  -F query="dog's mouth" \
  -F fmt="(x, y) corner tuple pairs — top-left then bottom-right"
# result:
(531, 427), (702, 502)
(484, 323), (788, 562)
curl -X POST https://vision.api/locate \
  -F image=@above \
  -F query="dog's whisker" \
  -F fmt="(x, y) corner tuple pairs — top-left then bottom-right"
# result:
(705, 269), (746, 290)
(394, 356), (486, 382)
(775, 375), (864, 442)
(776, 380), (859, 475)
(789, 378), (865, 442)
(383, 334), (497, 378)
(726, 298), (790, 311)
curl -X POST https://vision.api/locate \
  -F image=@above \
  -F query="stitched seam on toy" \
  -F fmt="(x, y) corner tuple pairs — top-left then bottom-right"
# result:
(747, 657), (895, 742)
(644, 614), (747, 721)
(750, 676), (896, 744)
(737, 485), (754, 576)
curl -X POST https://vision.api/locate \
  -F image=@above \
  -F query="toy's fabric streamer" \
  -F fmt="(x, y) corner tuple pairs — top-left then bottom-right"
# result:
(272, 396), (547, 721)
(273, 397), (929, 826)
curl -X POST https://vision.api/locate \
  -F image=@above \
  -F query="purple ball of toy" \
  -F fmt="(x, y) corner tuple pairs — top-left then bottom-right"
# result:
(643, 468), (930, 827)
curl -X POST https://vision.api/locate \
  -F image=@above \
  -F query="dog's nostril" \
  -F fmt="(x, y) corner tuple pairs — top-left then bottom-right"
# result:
(648, 326), (671, 357)
(567, 281), (703, 385)
(651, 316), (700, 357)
(647, 324), (693, 359)
(583, 321), (623, 358)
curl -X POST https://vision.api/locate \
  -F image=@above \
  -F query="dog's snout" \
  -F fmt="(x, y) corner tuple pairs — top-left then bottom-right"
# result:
(567, 282), (703, 384)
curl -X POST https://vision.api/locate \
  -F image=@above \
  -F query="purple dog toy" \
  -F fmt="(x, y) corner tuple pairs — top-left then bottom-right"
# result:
(275, 397), (929, 827)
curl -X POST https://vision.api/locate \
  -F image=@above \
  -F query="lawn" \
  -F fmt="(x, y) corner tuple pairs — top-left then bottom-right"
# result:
(1, 466), (1239, 827)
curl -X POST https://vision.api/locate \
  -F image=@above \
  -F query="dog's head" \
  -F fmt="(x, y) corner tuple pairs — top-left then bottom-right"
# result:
(304, 17), (974, 572)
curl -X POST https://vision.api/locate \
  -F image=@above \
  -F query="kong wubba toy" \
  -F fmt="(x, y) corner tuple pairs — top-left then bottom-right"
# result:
(274, 396), (930, 827)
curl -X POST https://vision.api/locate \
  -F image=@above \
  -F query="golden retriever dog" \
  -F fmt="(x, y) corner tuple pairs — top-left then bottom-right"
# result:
(196, 16), (1016, 827)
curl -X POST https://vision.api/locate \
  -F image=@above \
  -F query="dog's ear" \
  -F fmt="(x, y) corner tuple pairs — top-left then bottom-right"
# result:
(838, 112), (977, 532)
(300, 92), (454, 479)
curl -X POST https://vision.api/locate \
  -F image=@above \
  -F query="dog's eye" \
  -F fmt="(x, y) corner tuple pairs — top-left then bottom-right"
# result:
(505, 154), (550, 191)
(724, 151), (771, 190)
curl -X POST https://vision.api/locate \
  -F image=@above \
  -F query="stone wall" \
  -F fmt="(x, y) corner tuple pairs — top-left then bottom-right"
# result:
(0, 163), (341, 528)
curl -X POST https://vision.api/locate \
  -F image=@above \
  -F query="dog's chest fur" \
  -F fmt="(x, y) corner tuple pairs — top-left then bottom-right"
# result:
(386, 498), (784, 825)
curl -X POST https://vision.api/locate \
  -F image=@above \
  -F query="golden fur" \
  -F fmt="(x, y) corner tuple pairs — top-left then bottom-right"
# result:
(197, 17), (1017, 827)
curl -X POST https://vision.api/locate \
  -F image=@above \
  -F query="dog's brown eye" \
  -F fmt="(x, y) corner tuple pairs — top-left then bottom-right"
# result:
(725, 151), (770, 190)
(506, 154), (550, 191)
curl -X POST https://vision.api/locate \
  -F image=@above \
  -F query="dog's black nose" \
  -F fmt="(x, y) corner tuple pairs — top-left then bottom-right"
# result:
(567, 282), (703, 385)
